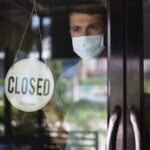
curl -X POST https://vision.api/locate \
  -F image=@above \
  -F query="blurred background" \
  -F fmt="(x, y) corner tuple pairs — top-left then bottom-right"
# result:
(0, 0), (107, 149)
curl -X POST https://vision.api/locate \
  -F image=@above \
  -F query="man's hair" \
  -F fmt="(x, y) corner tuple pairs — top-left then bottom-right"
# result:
(68, 1), (106, 25)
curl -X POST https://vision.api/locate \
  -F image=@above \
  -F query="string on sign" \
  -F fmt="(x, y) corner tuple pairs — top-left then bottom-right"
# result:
(13, 0), (45, 65)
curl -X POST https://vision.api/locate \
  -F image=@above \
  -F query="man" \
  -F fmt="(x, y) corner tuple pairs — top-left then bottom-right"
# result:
(54, 1), (107, 150)
(45, 1), (107, 150)
(54, 0), (107, 109)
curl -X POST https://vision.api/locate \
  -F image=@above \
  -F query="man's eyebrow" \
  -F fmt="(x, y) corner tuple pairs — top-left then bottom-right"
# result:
(88, 23), (104, 26)
(87, 24), (105, 29)
(70, 26), (80, 29)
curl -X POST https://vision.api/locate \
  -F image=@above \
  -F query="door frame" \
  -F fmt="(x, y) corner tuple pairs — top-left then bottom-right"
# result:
(107, 0), (143, 149)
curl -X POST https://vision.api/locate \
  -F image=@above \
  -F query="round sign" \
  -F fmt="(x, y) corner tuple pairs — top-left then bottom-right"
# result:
(4, 59), (54, 112)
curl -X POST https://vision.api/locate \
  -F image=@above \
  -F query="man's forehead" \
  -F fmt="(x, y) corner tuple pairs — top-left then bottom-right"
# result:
(69, 13), (103, 26)
(70, 12), (102, 19)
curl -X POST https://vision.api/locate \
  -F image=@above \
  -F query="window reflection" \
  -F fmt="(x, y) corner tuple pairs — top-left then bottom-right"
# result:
(0, 0), (107, 149)
(44, 58), (107, 150)
(144, 0), (150, 147)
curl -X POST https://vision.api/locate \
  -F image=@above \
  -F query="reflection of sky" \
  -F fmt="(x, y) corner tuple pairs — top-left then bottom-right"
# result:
(0, 52), (5, 59)
(144, 59), (150, 72)
(28, 51), (39, 59)
(75, 85), (107, 102)
(0, 86), (4, 98)
(42, 37), (51, 59)
(28, 44), (39, 59)
(31, 15), (40, 29)
(43, 17), (52, 26)
(31, 16), (52, 29)
(31, 16), (52, 59)
(28, 37), (51, 60)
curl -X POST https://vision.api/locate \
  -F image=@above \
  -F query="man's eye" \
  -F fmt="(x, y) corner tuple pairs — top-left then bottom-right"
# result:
(72, 27), (81, 33)
(91, 25), (98, 30)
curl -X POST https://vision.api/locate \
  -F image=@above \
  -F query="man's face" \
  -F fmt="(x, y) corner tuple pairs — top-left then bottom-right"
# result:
(69, 13), (105, 37)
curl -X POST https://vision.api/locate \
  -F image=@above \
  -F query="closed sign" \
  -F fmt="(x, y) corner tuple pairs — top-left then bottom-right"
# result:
(4, 59), (54, 112)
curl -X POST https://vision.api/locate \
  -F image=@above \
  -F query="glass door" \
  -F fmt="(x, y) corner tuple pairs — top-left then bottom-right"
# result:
(0, 0), (111, 150)
(1, 0), (146, 149)
(143, 0), (150, 149)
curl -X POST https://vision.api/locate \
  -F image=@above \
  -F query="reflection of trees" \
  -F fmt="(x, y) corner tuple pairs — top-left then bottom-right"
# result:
(43, 98), (67, 150)
(66, 100), (107, 129)
(50, 60), (62, 82)
(0, 100), (46, 136)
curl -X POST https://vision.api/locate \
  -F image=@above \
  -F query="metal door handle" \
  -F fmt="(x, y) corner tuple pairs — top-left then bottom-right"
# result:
(106, 105), (121, 150)
(129, 106), (141, 150)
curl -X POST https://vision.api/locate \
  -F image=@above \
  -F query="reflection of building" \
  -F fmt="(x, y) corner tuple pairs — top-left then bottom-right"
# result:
(80, 59), (107, 79)
(0, 52), (5, 79)
(0, 52), (5, 99)
(72, 59), (107, 102)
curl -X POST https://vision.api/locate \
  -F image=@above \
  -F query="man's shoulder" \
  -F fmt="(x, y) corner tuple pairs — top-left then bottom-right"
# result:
(62, 62), (80, 79)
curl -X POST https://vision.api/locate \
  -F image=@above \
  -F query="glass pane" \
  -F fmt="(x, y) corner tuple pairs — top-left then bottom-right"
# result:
(44, 58), (107, 150)
(143, 0), (150, 148)
(0, 0), (107, 149)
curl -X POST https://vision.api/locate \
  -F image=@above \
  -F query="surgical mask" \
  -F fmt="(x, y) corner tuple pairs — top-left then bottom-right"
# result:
(72, 35), (105, 60)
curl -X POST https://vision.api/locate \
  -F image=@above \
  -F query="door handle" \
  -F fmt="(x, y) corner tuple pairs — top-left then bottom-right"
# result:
(129, 106), (141, 150)
(106, 105), (121, 150)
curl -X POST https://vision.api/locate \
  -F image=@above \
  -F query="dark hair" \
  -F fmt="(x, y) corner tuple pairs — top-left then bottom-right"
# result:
(68, 1), (106, 26)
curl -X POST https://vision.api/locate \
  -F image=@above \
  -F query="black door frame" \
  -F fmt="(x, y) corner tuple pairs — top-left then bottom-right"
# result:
(107, 0), (143, 149)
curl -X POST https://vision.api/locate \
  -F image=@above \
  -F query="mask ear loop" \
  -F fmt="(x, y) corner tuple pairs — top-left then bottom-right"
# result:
(13, 0), (46, 65)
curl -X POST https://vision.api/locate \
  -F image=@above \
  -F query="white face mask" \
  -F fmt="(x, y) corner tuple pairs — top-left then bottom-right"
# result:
(72, 35), (105, 60)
